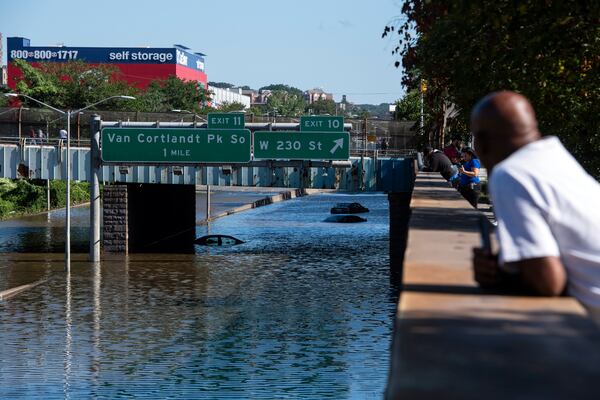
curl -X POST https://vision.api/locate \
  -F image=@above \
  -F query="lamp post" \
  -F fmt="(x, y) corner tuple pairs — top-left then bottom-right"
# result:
(171, 109), (206, 124)
(5, 93), (135, 271)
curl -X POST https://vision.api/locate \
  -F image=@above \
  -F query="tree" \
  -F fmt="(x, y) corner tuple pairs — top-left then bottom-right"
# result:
(384, 1), (600, 176)
(215, 101), (247, 113)
(265, 90), (305, 117)
(13, 59), (138, 110)
(393, 90), (420, 121)
(10, 60), (209, 114)
(309, 98), (336, 115)
(208, 81), (236, 89)
(259, 84), (304, 97)
(136, 76), (209, 113)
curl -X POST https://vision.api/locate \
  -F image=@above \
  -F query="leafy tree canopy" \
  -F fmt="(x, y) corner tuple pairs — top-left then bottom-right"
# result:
(9, 60), (210, 114)
(259, 84), (304, 97)
(265, 90), (306, 117)
(308, 98), (336, 115)
(393, 90), (420, 121)
(214, 102), (247, 113)
(384, 0), (600, 176)
(208, 81), (236, 89)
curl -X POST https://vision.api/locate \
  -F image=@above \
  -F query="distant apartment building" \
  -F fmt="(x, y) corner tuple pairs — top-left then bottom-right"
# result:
(209, 86), (251, 109)
(304, 88), (333, 103)
(241, 89), (272, 106)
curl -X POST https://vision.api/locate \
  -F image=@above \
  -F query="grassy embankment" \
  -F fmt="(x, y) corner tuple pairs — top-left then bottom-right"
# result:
(0, 178), (90, 220)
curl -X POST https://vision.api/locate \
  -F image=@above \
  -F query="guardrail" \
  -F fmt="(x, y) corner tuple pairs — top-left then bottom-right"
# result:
(0, 136), (92, 147)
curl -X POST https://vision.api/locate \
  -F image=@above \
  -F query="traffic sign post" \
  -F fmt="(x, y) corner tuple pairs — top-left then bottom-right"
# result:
(253, 131), (350, 160)
(207, 112), (245, 129)
(300, 116), (344, 132)
(101, 128), (251, 163)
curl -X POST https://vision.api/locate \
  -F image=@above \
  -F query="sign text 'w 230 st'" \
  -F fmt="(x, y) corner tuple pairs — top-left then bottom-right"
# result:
(101, 128), (251, 163)
(253, 131), (350, 160)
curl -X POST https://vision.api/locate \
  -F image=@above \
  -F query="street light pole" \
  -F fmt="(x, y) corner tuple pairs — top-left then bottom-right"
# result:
(5, 93), (134, 271)
(66, 109), (72, 268)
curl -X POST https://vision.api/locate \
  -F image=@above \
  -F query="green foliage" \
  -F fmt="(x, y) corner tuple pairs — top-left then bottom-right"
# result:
(49, 180), (90, 208)
(393, 90), (421, 121)
(11, 60), (211, 114)
(13, 59), (138, 110)
(216, 102), (247, 113)
(309, 98), (336, 115)
(385, 0), (600, 176)
(0, 178), (89, 219)
(0, 179), (45, 215)
(137, 76), (209, 113)
(265, 90), (306, 117)
(346, 103), (394, 119)
(260, 84), (304, 97)
(209, 81), (236, 89)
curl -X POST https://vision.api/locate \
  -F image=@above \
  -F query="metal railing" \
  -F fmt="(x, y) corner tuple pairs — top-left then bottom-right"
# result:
(0, 136), (92, 147)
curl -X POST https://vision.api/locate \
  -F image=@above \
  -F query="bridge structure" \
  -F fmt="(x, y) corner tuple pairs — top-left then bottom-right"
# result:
(0, 114), (416, 260)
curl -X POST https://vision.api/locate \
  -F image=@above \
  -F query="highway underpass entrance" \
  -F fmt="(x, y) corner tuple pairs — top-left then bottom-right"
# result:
(93, 114), (357, 257)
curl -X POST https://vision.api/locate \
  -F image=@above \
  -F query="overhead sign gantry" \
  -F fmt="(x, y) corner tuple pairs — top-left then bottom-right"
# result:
(100, 114), (349, 163)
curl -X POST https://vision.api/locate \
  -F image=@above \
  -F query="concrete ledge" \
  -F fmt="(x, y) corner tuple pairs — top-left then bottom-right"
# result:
(386, 172), (600, 399)
(203, 188), (312, 223)
(0, 279), (46, 300)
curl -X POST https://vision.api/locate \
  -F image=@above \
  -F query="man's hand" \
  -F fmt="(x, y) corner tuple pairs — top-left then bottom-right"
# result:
(472, 247), (501, 287)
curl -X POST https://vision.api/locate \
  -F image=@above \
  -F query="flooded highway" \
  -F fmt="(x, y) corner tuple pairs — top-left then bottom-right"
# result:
(0, 192), (396, 399)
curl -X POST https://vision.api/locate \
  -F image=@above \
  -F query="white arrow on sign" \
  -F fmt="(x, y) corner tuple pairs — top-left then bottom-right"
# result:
(330, 138), (344, 154)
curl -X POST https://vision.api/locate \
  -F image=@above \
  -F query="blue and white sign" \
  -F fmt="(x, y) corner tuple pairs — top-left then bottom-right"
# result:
(7, 37), (205, 72)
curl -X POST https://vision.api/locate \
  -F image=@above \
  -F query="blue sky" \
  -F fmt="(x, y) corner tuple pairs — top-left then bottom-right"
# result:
(1, 0), (406, 104)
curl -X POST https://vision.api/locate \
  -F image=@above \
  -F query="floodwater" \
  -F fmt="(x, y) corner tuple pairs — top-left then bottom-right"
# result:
(0, 192), (396, 399)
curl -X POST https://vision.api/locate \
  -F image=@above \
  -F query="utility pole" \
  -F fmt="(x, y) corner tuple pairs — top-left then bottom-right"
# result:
(420, 79), (427, 143)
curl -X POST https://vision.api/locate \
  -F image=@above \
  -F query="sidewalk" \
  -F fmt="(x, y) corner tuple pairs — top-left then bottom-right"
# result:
(386, 172), (600, 399)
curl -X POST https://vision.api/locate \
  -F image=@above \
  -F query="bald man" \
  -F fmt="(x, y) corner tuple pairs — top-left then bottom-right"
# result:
(471, 91), (600, 325)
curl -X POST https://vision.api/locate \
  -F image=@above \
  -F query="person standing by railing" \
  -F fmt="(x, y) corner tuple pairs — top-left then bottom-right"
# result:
(28, 127), (38, 145)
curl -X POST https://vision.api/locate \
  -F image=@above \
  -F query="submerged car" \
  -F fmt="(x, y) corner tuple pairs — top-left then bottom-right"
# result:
(194, 234), (245, 246)
(324, 215), (367, 223)
(330, 202), (369, 214)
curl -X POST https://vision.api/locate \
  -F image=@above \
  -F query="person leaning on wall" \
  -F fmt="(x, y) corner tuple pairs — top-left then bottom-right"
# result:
(471, 90), (600, 326)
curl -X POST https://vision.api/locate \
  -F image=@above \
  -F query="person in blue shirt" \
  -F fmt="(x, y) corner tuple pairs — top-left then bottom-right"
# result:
(458, 147), (481, 208)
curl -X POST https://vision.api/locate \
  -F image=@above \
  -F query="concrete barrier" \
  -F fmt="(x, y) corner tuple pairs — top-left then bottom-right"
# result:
(386, 172), (600, 399)
(0, 279), (46, 300)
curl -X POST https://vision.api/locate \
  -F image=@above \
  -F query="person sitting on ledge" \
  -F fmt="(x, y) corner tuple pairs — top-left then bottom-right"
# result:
(422, 146), (459, 186)
(471, 91), (600, 326)
(457, 147), (481, 208)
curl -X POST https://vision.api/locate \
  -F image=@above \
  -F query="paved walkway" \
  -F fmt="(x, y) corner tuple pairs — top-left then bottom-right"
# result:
(386, 172), (600, 399)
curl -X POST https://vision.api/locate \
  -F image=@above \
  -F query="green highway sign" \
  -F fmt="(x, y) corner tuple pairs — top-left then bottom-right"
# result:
(300, 116), (344, 132)
(253, 131), (350, 160)
(101, 128), (251, 163)
(207, 112), (245, 129)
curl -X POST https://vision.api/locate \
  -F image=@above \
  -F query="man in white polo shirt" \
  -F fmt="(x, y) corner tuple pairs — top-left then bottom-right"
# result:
(471, 91), (600, 325)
